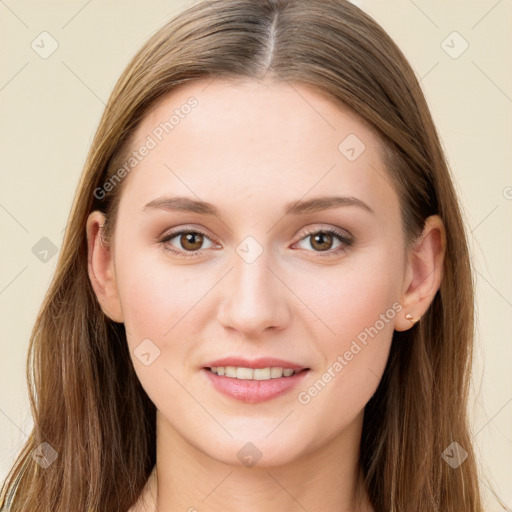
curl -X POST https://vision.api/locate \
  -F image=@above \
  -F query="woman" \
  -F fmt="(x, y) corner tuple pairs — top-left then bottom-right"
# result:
(0, 0), (487, 510)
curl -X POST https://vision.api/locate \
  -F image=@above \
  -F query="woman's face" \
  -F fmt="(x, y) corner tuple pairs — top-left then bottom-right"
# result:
(97, 78), (410, 466)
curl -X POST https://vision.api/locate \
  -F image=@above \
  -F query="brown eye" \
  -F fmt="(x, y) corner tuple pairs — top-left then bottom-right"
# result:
(179, 232), (204, 251)
(309, 232), (335, 251)
(295, 228), (353, 256)
(159, 229), (215, 258)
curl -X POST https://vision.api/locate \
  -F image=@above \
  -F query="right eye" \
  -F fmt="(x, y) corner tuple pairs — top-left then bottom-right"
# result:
(158, 229), (217, 258)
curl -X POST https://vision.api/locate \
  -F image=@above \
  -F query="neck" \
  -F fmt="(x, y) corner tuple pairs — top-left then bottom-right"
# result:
(135, 410), (373, 512)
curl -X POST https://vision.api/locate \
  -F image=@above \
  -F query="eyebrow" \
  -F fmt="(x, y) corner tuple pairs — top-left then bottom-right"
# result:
(142, 195), (374, 217)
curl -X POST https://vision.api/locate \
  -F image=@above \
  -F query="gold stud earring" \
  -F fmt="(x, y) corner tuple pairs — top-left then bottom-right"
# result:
(405, 313), (419, 324)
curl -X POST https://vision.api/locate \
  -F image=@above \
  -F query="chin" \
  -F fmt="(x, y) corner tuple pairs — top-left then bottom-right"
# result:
(201, 430), (312, 469)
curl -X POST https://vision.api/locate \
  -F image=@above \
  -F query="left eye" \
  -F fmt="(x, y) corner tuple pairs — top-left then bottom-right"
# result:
(294, 228), (353, 254)
(159, 227), (352, 258)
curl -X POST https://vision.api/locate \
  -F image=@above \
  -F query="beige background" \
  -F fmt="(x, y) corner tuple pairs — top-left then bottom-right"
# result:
(1, 0), (511, 509)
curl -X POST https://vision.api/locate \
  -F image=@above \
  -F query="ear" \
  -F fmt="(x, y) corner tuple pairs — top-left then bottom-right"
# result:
(86, 211), (124, 323)
(394, 214), (446, 332)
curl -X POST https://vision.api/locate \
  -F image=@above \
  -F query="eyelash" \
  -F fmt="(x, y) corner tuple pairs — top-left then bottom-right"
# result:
(158, 226), (353, 259)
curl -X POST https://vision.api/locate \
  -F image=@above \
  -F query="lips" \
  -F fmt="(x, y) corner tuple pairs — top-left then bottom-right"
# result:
(203, 368), (310, 403)
(201, 356), (311, 403)
(202, 357), (309, 371)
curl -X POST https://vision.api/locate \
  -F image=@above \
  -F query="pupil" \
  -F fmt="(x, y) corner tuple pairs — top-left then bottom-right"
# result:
(313, 233), (332, 251)
(183, 232), (202, 250)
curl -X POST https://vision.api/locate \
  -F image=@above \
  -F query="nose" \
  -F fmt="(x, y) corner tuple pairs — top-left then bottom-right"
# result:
(216, 250), (291, 338)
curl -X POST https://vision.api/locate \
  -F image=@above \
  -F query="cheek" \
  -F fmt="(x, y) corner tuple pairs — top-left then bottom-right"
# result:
(115, 250), (208, 414)
(115, 245), (205, 341)
(291, 248), (401, 415)
(293, 248), (402, 342)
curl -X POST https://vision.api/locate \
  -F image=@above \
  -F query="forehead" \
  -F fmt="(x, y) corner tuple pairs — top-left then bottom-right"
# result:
(118, 78), (398, 221)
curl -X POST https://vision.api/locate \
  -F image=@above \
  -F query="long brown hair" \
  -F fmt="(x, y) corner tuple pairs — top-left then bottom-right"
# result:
(1, 0), (486, 510)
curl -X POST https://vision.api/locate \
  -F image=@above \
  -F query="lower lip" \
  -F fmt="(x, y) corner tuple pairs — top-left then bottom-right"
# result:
(202, 368), (310, 404)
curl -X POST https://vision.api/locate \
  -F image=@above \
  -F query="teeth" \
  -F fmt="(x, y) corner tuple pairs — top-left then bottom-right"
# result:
(237, 367), (253, 380)
(208, 366), (302, 380)
(270, 367), (283, 378)
(254, 368), (270, 380)
(225, 366), (237, 378)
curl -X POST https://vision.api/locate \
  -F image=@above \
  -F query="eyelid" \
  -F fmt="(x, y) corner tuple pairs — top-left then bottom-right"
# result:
(296, 224), (353, 241)
(157, 226), (218, 259)
(292, 226), (353, 256)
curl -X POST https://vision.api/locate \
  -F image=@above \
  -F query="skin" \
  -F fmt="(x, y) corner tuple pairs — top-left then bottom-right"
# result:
(86, 78), (445, 512)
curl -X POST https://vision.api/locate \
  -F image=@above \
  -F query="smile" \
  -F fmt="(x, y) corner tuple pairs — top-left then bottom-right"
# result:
(208, 366), (305, 380)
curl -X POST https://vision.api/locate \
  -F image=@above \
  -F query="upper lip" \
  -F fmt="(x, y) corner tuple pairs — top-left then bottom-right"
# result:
(202, 357), (309, 371)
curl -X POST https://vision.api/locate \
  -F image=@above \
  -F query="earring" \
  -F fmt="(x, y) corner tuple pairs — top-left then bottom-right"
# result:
(405, 313), (419, 324)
